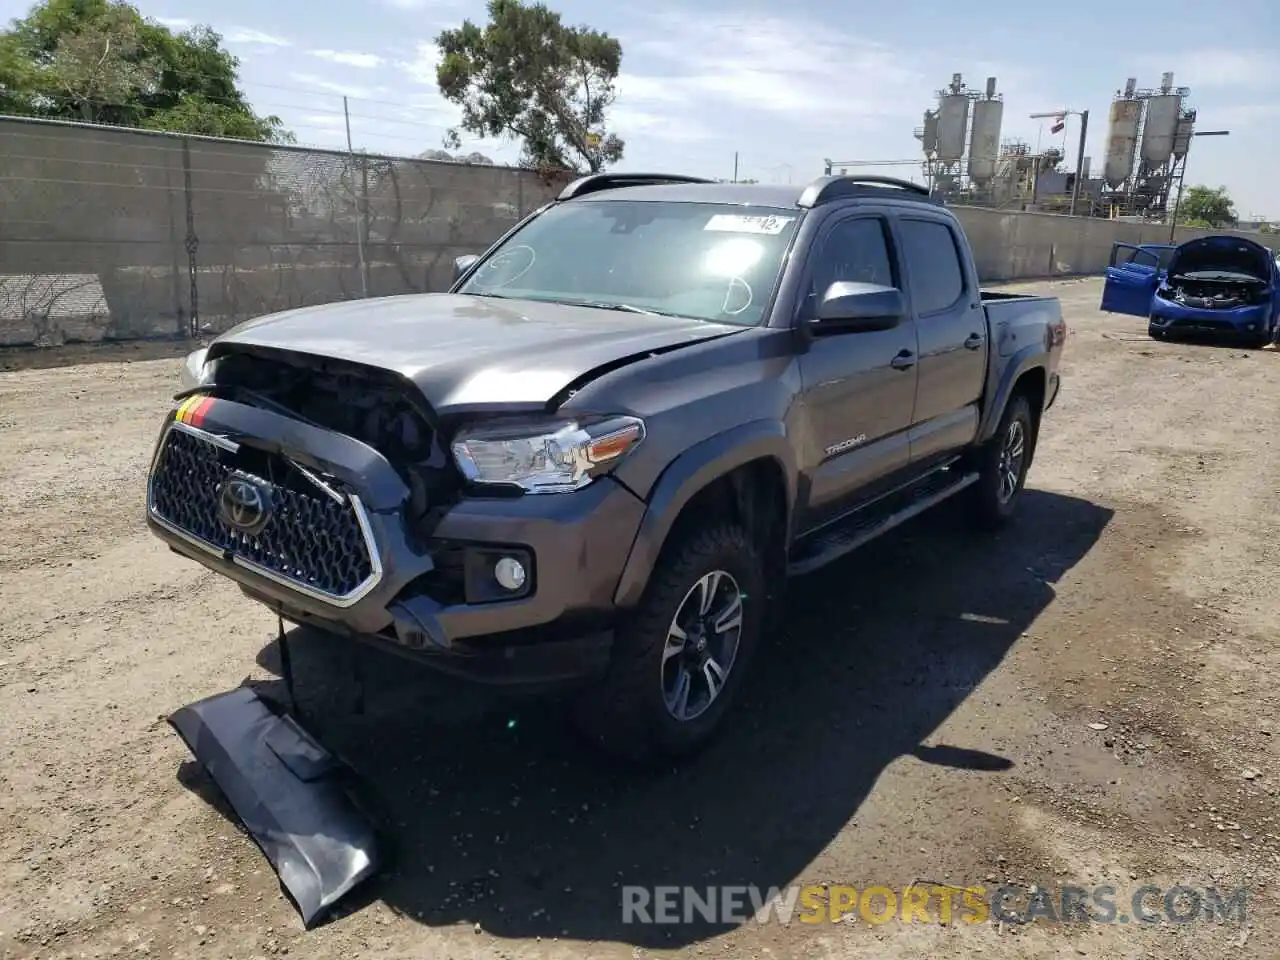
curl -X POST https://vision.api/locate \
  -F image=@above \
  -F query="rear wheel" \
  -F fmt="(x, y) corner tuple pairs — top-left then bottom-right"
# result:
(969, 393), (1035, 530)
(574, 522), (764, 765)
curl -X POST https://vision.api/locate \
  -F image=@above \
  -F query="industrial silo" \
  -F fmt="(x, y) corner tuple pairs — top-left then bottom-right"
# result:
(919, 110), (939, 156)
(936, 73), (970, 163)
(1103, 81), (1143, 189)
(1172, 113), (1195, 159)
(1141, 73), (1182, 169)
(967, 77), (1003, 185)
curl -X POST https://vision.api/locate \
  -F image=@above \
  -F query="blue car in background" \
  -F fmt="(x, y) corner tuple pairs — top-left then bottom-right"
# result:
(1100, 235), (1280, 347)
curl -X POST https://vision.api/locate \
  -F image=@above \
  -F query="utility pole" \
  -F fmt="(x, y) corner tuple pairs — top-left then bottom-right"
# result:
(1069, 110), (1089, 216)
(1030, 109), (1088, 216)
(732, 152), (739, 183)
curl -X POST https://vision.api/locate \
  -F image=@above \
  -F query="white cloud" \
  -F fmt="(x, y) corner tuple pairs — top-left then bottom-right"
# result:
(224, 27), (292, 48)
(395, 43), (461, 122)
(302, 114), (348, 129)
(615, 73), (687, 105)
(629, 13), (925, 125)
(290, 73), (376, 100)
(155, 16), (192, 30)
(400, 42), (443, 86)
(611, 106), (709, 144)
(1212, 103), (1280, 126)
(1135, 50), (1276, 88)
(310, 50), (385, 69)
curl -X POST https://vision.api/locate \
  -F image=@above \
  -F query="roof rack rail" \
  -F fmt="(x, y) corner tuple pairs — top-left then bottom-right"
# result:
(557, 172), (717, 201)
(798, 175), (939, 209)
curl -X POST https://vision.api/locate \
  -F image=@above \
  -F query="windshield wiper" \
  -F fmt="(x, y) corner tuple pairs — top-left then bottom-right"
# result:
(556, 299), (676, 317)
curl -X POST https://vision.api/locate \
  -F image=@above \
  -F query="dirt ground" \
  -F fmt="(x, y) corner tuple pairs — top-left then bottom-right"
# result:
(1, 277), (1278, 960)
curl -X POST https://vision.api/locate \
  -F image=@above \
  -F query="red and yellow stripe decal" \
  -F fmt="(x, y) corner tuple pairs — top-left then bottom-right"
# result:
(174, 394), (216, 428)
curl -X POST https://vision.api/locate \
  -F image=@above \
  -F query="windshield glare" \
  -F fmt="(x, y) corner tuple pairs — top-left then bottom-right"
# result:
(458, 199), (801, 326)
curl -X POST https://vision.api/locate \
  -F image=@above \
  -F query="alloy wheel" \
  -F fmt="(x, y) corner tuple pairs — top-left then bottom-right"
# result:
(661, 570), (744, 722)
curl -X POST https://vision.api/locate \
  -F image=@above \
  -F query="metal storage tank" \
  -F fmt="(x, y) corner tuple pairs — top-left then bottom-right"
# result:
(1141, 93), (1182, 168)
(967, 78), (1003, 184)
(1104, 96), (1143, 188)
(1172, 114), (1195, 158)
(919, 110), (939, 156)
(935, 74), (970, 162)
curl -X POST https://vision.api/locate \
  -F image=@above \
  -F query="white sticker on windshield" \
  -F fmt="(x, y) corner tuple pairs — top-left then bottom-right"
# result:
(704, 214), (794, 235)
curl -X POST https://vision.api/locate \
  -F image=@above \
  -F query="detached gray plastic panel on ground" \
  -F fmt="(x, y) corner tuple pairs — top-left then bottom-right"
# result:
(167, 686), (379, 927)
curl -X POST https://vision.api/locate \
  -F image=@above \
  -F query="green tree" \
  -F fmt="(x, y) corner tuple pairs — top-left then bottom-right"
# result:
(0, 0), (292, 142)
(1177, 184), (1236, 228)
(435, 0), (624, 173)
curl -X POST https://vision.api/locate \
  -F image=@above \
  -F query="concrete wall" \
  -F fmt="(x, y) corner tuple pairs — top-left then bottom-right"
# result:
(952, 205), (1271, 282)
(0, 116), (1271, 348)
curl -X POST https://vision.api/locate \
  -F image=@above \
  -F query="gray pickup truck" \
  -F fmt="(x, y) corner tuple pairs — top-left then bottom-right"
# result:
(148, 173), (1065, 763)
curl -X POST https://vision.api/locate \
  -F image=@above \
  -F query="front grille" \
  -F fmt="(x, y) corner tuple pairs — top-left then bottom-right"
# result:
(149, 426), (377, 601)
(1168, 317), (1235, 332)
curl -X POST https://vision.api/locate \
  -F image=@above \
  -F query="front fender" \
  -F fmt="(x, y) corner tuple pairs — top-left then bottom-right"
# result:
(612, 420), (797, 608)
(977, 345), (1049, 444)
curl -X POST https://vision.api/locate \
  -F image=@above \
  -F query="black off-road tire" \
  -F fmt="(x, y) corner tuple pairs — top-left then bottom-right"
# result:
(969, 392), (1035, 530)
(573, 522), (765, 766)
(1148, 325), (1167, 341)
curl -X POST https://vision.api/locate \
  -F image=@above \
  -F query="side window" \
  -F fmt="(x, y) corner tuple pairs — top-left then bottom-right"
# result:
(898, 219), (966, 315)
(1112, 245), (1138, 267)
(808, 217), (896, 304)
(1111, 245), (1159, 270)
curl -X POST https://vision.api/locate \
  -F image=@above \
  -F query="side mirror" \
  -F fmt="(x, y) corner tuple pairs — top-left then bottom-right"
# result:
(453, 254), (479, 283)
(814, 281), (905, 331)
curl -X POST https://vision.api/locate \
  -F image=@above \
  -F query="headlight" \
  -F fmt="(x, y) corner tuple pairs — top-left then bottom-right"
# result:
(178, 347), (212, 391)
(451, 416), (645, 494)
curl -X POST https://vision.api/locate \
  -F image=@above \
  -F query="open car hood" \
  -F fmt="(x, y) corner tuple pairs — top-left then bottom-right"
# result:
(1168, 236), (1274, 282)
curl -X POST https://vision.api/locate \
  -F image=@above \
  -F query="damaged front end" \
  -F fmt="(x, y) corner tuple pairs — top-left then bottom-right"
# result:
(1150, 235), (1277, 338)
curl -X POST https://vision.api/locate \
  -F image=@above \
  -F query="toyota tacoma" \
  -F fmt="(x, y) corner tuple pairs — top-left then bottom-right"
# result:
(146, 172), (1066, 763)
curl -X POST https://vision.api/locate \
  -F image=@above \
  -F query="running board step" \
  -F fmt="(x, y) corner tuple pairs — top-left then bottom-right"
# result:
(788, 469), (979, 576)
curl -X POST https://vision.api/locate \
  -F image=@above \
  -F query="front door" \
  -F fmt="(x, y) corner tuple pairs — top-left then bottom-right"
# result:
(894, 215), (988, 464)
(1100, 242), (1162, 316)
(794, 213), (919, 533)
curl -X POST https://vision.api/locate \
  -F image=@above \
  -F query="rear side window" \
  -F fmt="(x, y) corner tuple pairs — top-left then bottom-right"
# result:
(898, 219), (966, 314)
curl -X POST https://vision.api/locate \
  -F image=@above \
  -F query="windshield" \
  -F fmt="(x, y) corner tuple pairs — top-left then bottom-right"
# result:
(457, 199), (801, 326)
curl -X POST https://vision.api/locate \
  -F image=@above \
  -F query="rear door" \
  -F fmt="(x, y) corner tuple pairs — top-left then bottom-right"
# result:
(1101, 242), (1161, 316)
(893, 214), (988, 465)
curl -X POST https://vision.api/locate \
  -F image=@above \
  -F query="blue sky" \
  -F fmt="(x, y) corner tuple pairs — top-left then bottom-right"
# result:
(4, 0), (1277, 217)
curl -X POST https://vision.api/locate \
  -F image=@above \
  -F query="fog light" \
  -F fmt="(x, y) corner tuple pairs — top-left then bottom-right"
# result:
(494, 556), (527, 591)
(1246, 323), (1256, 331)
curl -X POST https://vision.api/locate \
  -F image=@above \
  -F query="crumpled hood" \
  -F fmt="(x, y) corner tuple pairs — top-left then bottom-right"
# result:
(209, 293), (745, 414)
(1168, 236), (1274, 282)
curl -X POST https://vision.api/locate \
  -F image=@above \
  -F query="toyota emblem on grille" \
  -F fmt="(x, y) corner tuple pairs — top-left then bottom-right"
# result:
(218, 473), (273, 535)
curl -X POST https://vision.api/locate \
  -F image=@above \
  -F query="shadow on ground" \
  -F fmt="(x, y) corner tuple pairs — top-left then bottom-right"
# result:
(180, 488), (1112, 947)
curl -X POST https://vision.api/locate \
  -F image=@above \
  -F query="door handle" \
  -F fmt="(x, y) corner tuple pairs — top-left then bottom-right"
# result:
(964, 333), (986, 350)
(890, 350), (916, 370)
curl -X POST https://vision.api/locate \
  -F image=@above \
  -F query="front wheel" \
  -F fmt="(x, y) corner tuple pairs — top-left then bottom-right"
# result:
(969, 393), (1035, 530)
(573, 522), (764, 765)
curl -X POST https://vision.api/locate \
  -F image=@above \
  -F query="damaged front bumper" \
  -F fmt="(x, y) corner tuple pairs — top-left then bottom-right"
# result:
(168, 686), (378, 927)
(1149, 301), (1272, 338)
(145, 396), (644, 686)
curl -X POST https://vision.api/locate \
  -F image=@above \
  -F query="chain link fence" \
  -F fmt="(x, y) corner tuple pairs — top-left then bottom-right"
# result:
(0, 116), (561, 348)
